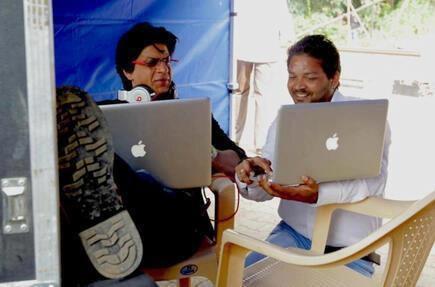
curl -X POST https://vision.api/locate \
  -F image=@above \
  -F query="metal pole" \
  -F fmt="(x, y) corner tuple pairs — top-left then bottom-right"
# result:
(24, 0), (60, 284)
(347, 0), (352, 44)
(228, 0), (239, 140)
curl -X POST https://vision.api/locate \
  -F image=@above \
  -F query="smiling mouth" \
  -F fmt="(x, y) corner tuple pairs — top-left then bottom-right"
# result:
(294, 91), (308, 97)
(293, 92), (310, 101)
(155, 79), (170, 84)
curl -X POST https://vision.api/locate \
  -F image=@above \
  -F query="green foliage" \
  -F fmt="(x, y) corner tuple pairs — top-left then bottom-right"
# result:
(288, 0), (435, 49)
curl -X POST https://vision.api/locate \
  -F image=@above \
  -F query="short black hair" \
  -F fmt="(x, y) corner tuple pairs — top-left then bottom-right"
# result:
(287, 34), (341, 79)
(115, 22), (178, 90)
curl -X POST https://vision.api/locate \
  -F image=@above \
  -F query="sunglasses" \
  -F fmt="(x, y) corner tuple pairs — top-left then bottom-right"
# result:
(132, 56), (178, 68)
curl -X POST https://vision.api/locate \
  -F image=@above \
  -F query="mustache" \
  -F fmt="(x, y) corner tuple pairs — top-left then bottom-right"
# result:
(292, 88), (307, 93)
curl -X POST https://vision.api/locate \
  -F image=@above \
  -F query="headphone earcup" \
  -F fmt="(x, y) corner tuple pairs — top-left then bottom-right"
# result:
(118, 85), (155, 103)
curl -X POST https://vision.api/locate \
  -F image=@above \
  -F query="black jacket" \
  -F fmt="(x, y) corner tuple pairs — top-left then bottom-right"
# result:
(211, 116), (246, 160)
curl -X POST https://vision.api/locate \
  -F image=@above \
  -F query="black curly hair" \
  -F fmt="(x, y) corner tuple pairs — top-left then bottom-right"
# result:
(287, 34), (341, 79)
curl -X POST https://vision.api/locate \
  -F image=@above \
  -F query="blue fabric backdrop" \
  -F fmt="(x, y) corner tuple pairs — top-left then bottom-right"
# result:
(53, 0), (231, 133)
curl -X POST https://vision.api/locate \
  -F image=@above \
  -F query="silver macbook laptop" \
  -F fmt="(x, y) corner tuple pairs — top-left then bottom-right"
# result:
(100, 98), (211, 189)
(271, 99), (388, 185)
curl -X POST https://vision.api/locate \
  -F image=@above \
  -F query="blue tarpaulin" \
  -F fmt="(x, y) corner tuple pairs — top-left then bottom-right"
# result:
(53, 0), (231, 132)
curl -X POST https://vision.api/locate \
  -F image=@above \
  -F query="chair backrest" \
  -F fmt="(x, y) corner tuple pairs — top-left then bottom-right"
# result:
(335, 192), (435, 286)
(310, 191), (435, 286)
(383, 198), (435, 286)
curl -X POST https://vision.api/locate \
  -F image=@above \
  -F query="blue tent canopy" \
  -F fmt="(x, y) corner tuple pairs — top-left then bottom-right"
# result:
(53, 0), (231, 133)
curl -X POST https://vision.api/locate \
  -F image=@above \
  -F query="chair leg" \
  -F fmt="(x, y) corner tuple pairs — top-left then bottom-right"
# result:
(179, 277), (191, 287)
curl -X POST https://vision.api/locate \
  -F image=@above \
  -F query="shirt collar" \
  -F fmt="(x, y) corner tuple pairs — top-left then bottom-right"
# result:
(331, 90), (345, 102)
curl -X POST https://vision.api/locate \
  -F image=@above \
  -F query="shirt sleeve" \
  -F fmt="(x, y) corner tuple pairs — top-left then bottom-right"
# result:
(316, 122), (391, 206)
(234, 120), (277, 202)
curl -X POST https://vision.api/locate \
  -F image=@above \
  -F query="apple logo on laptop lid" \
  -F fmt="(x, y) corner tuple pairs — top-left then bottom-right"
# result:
(131, 140), (147, 157)
(325, 133), (339, 151)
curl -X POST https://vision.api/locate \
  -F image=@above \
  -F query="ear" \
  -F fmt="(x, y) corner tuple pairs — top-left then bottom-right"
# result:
(123, 69), (134, 81)
(330, 71), (340, 90)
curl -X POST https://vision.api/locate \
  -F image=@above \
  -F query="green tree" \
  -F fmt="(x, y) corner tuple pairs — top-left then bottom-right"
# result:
(288, 0), (435, 49)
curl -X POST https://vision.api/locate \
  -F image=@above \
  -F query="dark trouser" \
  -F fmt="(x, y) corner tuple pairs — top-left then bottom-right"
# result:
(112, 154), (214, 268)
(86, 274), (158, 287)
(61, 154), (213, 286)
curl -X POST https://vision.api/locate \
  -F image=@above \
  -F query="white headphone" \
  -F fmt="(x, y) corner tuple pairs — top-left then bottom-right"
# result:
(117, 85), (155, 103)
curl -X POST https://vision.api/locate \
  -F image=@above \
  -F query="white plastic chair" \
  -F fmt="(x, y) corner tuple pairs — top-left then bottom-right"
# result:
(217, 190), (435, 287)
(143, 174), (236, 287)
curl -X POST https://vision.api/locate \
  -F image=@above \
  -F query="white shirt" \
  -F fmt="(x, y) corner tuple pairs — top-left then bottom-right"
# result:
(235, 0), (295, 63)
(236, 91), (391, 247)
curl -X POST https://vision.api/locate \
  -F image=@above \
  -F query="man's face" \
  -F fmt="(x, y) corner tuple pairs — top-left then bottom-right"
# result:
(123, 43), (172, 96)
(287, 53), (339, 104)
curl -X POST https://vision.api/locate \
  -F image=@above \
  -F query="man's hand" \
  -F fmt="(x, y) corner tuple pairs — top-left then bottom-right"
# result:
(259, 176), (319, 204)
(212, 149), (241, 181)
(235, 157), (273, 185)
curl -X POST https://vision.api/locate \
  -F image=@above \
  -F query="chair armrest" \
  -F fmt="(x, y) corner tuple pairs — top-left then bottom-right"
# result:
(332, 197), (415, 219)
(310, 197), (415, 254)
(209, 174), (236, 255)
(216, 229), (387, 287)
(221, 229), (368, 266)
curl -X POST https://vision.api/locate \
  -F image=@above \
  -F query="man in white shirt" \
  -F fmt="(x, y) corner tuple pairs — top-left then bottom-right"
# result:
(233, 0), (295, 153)
(235, 34), (391, 277)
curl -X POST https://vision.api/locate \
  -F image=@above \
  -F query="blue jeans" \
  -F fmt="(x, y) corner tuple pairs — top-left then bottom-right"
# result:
(245, 220), (374, 277)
